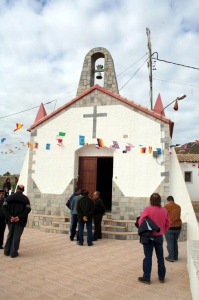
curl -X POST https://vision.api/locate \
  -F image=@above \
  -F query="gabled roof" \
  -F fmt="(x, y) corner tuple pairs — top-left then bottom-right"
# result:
(175, 142), (199, 154)
(28, 85), (174, 136)
(177, 154), (199, 162)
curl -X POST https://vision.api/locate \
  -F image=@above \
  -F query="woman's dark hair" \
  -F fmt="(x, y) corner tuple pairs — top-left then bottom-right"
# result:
(150, 193), (161, 207)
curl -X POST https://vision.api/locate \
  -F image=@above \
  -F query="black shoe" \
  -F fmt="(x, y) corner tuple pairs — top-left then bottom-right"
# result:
(165, 257), (174, 262)
(98, 237), (102, 239)
(88, 243), (94, 246)
(93, 238), (98, 241)
(77, 242), (83, 246)
(138, 277), (150, 284)
(70, 237), (74, 241)
(11, 252), (18, 258)
(159, 278), (165, 283)
(0, 246), (4, 249)
(4, 252), (10, 256)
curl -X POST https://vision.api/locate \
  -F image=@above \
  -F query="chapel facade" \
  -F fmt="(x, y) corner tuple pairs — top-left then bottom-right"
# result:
(20, 47), (173, 221)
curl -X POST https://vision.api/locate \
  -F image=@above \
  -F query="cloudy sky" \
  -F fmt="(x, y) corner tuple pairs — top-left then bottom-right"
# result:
(0, 0), (198, 175)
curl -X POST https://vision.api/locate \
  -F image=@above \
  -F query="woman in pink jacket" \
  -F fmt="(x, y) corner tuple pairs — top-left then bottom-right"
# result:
(138, 193), (170, 284)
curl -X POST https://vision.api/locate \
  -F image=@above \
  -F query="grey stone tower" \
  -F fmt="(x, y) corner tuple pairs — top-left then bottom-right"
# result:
(76, 47), (119, 96)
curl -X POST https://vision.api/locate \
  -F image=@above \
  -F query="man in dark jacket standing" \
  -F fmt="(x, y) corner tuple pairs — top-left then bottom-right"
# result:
(2, 185), (31, 258)
(93, 191), (105, 241)
(77, 190), (94, 246)
(0, 189), (6, 249)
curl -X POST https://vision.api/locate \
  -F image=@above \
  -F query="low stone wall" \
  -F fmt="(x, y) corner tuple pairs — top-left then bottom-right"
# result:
(179, 222), (187, 241)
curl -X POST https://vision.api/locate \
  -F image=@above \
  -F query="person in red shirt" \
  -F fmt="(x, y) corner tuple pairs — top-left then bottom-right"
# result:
(138, 193), (170, 284)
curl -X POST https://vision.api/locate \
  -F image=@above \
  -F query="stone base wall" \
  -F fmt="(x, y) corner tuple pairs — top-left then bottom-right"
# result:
(27, 177), (72, 216)
(111, 180), (169, 220)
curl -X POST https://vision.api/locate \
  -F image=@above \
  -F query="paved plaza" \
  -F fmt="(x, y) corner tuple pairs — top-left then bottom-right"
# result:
(0, 228), (192, 300)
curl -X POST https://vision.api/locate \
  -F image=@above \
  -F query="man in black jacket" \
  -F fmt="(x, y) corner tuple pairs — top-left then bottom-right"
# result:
(77, 190), (94, 246)
(0, 189), (6, 249)
(93, 191), (105, 241)
(2, 185), (31, 258)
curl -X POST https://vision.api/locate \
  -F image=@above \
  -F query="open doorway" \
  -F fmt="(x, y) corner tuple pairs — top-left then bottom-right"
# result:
(78, 156), (113, 211)
(96, 157), (113, 211)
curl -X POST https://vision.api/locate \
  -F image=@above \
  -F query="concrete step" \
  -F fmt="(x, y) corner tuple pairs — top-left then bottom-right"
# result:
(52, 221), (70, 226)
(51, 222), (126, 232)
(40, 225), (138, 240)
(102, 224), (126, 230)
(102, 218), (135, 224)
(29, 213), (138, 240)
(40, 225), (68, 234)
(29, 213), (70, 220)
(101, 230), (139, 240)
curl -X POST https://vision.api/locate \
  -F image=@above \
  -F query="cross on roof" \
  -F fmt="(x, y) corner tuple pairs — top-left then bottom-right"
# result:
(83, 106), (107, 138)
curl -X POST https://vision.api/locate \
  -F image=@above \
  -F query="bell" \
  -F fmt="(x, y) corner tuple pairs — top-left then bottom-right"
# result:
(96, 72), (102, 80)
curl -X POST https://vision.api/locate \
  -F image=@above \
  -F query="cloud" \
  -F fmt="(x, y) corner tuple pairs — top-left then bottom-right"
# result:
(0, 0), (199, 174)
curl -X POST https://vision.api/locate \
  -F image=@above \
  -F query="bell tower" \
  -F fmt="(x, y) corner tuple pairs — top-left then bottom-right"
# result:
(76, 47), (119, 96)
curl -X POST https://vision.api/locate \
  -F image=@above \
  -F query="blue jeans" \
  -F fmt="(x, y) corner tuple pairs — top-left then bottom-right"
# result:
(143, 235), (166, 280)
(165, 229), (181, 260)
(78, 220), (92, 245)
(70, 210), (73, 235)
(70, 214), (78, 240)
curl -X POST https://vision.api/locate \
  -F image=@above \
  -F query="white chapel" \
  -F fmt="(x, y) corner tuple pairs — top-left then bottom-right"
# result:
(19, 47), (198, 242)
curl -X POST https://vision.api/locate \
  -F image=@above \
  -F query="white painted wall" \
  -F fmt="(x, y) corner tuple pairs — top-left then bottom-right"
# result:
(170, 145), (199, 300)
(18, 150), (29, 196)
(179, 162), (199, 202)
(24, 103), (167, 196)
(169, 150), (199, 240)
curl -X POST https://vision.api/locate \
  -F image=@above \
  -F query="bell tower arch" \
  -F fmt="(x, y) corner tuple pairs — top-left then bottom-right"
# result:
(76, 47), (119, 96)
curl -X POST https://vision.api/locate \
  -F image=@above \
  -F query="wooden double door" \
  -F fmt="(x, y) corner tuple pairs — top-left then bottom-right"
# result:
(78, 156), (113, 211)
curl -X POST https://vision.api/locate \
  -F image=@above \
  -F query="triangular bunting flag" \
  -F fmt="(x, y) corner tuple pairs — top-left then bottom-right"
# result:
(14, 123), (23, 132)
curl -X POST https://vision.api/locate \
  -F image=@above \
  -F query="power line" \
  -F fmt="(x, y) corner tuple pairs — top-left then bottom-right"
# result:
(0, 99), (56, 120)
(119, 58), (148, 91)
(0, 87), (77, 120)
(154, 78), (199, 89)
(117, 53), (148, 77)
(152, 52), (199, 71)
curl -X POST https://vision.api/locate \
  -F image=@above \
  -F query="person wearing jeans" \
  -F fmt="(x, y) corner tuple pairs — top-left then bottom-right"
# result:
(70, 193), (83, 241)
(143, 235), (166, 281)
(164, 196), (182, 262)
(138, 193), (170, 284)
(78, 219), (93, 246)
(77, 190), (94, 246)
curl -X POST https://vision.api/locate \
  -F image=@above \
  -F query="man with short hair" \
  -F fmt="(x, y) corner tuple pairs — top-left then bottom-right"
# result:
(164, 195), (182, 262)
(0, 189), (6, 249)
(70, 190), (83, 241)
(66, 187), (81, 238)
(3, 185), (31, 258)
(93, 191), (106, 241)
(77, 190), (94, 246)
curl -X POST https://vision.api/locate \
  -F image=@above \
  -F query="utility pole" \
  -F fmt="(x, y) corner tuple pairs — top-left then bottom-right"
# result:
(146, 27), (153, 110)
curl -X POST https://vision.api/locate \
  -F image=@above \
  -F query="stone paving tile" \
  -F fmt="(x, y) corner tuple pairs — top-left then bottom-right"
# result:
(0, 228), (192, 300)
